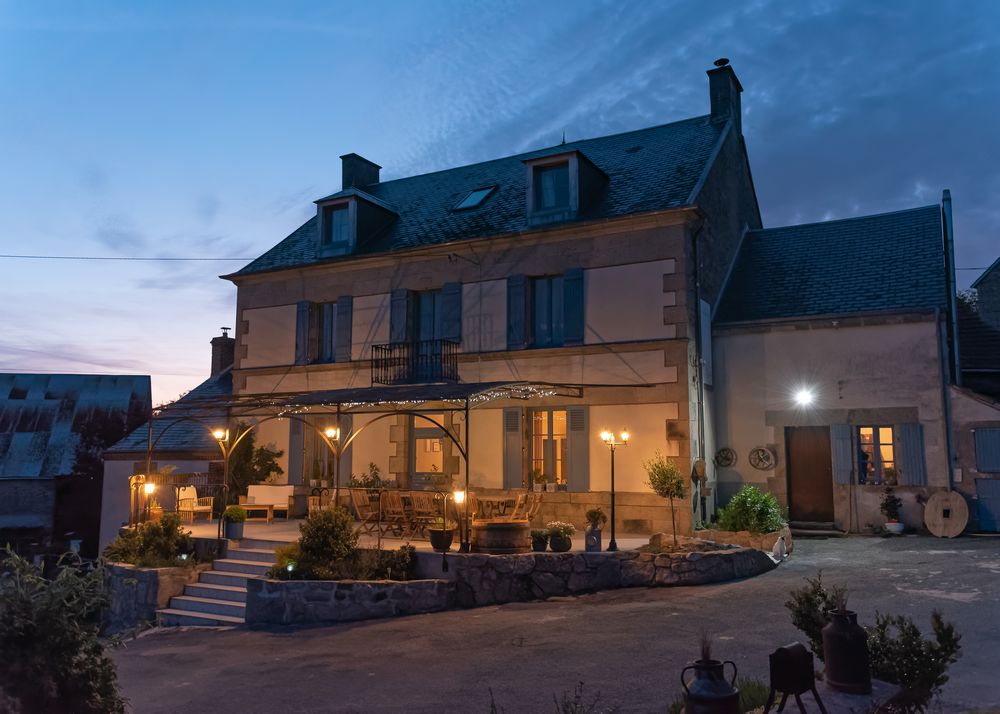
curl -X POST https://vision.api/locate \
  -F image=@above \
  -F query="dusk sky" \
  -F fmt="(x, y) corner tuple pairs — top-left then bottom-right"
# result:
(1, 0), (998, 405)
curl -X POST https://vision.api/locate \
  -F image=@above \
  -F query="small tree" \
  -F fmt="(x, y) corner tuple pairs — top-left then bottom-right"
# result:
(228, 422), (285, 501)
(644, 451), (686, 547)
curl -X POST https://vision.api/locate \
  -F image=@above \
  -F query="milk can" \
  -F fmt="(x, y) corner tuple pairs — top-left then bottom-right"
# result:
(681, 658), (740, 714)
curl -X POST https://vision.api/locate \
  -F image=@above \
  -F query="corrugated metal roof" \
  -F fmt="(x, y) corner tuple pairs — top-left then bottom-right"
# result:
(716, 205), (947, 323)
(0, 374), (151, 478)
(228, 115), (725, 277)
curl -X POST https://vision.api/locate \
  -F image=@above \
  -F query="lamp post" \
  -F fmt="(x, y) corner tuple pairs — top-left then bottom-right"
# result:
(323, 426), (341, 506)
(213, 428), (231, 542)
(453, 489), (470, 552)
(600, 429), (630, 552)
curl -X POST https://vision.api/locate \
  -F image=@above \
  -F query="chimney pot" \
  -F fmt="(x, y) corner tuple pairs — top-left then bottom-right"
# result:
(707, 61), (744, 135)
(340, 153), (381, 189)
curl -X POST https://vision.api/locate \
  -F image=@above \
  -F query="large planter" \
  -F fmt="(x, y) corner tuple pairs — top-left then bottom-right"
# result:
(681, 658), (740, 714)
(822, 609), (872, 694)
(428, 528), (454, 553)
(885, 521), (905, 535)
(224, 520), (244, 539)
(584, 525), (602, 552)
(471, 519), (530, 554)
(531, 535), (548, 552)
(549, 534), (572, 552)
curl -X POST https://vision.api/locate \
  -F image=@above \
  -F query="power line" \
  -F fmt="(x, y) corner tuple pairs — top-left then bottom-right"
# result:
(0, 254), (252, 262)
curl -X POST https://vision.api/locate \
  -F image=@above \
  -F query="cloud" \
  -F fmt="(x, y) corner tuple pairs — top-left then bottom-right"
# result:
(94, 214), (146, 251)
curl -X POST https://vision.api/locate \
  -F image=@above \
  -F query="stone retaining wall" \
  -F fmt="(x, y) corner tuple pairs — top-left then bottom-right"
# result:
(693, 525), (793, 554)
(104, 562), (206, 634)
(245, 578), (453, 626)
(423, 546), (777, 608)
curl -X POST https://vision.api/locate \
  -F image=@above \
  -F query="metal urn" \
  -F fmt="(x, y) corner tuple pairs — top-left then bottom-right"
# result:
(681, 659), (740, 714)
(822, 609), (872, 694)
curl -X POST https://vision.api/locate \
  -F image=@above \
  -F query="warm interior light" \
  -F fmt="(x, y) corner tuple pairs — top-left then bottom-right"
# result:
(600, 430), (613, 443)
(794, 388), (815, 407)
(620, 430), (630, 443)
(143, 483), (156, 495)
(324, 427), (339, 440)
(452, 490), (466, 505)
(212, 429), (227, 441)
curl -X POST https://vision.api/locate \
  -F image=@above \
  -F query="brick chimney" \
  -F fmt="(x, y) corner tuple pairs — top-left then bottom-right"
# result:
(340, 153), (381, 189)
(707, 58), (743, 135)
(210, 327), (235, 377)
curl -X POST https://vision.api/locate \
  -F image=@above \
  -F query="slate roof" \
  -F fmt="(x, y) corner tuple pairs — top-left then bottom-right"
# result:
(106, 370), (232, 455)
(958, 301), (1000, 373)
(716, 205), (947, 323)
(0, 374), (150, 478)
(229, 115), (725, 277)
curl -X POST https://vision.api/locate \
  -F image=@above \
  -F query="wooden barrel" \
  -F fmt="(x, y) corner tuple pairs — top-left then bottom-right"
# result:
(471, 518), (531, 554)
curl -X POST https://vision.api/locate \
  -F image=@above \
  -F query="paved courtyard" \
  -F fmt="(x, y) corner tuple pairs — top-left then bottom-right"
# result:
(112, 536), (1000, 713)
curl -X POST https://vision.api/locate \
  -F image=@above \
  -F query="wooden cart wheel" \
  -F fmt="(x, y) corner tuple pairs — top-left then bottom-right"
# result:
(924, 491), (968, 538)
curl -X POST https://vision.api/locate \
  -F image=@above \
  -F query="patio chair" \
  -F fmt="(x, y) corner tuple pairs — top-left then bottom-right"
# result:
(378, 490), (410, 538)
(512, 492), (542, 523)
(408, 491), (441, 537)
(308, 489), (333, 517)
(350, 488), (379, 535)
(177, 486), (213, 523)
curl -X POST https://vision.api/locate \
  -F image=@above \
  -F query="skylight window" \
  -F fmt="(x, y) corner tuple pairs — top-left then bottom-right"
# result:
(454, 186), (495, 211)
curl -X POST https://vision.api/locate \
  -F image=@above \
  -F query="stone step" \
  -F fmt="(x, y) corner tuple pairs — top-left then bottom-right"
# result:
(200, 570), (259, 588)
(157, 608), (244, 627)
(227, 547), (279, 564)
(212, 559), (273, 576)
(790, 521), (836, 531)
(238, 538), (294, 551)
(791, 527), (847, 538)
(168, 595), (246, 619)
(184, 582), (247, 603)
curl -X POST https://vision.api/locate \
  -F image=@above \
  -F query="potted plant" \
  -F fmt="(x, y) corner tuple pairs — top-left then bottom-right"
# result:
(531, 469), (546, 493)
(644, 451), (686, 548)
(427, 516), (456, 552)
(880, 487), (904, 535)
(546, 521), (576, 552)
(530, 528), (549, 552)
(584, 507), (607, 552)
(223, 505), (247, 539)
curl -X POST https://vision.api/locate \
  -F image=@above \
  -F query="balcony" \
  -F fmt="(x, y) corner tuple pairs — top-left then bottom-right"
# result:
(370, 339), (459, 385)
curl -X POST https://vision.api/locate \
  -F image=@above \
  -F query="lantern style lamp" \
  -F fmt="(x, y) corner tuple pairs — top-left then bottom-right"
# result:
(600, 429), (630, 552)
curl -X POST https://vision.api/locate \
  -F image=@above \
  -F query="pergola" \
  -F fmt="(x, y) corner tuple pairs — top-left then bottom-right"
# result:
(139, 381), (588, 542)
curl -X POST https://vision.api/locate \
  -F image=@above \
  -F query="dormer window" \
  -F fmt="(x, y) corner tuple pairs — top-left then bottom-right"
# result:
(523, 150), (607, 226)
(534, 164), (570, 211)
(322, 204), (350, 247)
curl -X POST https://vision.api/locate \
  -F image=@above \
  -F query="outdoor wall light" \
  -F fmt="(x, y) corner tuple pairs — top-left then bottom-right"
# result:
(794, 388), (815, 407)
(143, 482), (156, 495)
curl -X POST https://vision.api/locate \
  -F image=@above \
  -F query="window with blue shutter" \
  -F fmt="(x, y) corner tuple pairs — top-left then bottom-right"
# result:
(830, 424), (853, 485)
(335, 296), (353, 363)
(440, 282), (462, 344)
(503, 408), (524, 488)
(975, 428), (1000, 473)
(507, 275), (528, 350)
(563, 268), (584, 346)
(294, 301), (311, 365)
(390, 288), (414, 344)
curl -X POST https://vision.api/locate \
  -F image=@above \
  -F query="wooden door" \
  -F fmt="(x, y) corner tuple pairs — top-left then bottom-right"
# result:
(786, 426), (834, 522)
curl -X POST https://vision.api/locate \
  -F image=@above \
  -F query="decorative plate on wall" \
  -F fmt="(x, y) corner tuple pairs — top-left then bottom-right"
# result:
(748, 447), (775, 471)
(714, 447), (737, 468)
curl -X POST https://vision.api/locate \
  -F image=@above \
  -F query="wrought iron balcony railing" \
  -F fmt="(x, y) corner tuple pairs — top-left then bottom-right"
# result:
(370, 339), (459, 385)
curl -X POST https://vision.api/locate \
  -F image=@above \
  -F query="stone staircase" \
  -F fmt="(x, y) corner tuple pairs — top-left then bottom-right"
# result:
(158, 538), (284, 627)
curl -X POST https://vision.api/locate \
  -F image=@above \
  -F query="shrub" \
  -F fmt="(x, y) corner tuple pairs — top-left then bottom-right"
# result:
(348, 462), (384, 488)
(223, 505), (246, 523)
(644, 451), (686, 547)
(717, 485), (785, 534)
(428, 516), (456, 530)
(585, 508), (608, 527)
(867, 611), (961, 712)
(103, 513), (193, 568)
(881, 487), (903, 522)
(546, 521), (576, 538)
(271, 542), (301, 577)
(0, 549), (126, 713)
(784, 572), (846, 660)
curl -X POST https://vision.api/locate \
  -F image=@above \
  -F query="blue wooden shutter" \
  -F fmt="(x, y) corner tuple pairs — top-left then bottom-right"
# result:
(506, 275), (528, 350)
(294, 301), (311, 365)
(974, 428), (1000, 473)
(894, 423), (927, 486)
(566, 406), (589, 492)
(563, 268), (584, 346)
(503, 408), (524, 488)
(335, 296), (353, 363)
(830, 424), (853, 485)
(440, 282), (462, 344)
(287, 417), (304, 484)
(390, 288), (413, 344)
